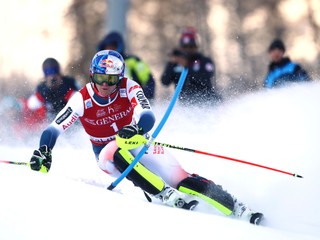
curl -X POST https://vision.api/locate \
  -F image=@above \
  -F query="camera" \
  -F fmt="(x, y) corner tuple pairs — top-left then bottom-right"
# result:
(170, 48), (189, 58)
(51, 77), (58, 86)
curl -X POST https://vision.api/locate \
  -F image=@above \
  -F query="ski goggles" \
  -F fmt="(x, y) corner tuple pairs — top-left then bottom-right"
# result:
(93, 74), (120, 86)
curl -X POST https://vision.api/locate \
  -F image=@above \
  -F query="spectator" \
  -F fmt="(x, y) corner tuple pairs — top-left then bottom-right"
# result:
(0, 96), (45, 140)
(264, 39), (311, 88)
(98, 31), (156, 100)
(27, 58), (81, 121)
(161, 27), (220, 105)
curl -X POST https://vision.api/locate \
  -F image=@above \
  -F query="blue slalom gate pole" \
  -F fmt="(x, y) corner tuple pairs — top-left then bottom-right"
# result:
(107, 68), (188, 190)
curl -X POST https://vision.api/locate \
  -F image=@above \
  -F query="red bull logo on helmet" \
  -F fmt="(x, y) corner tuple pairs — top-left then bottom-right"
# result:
(99, 59), (114, 69)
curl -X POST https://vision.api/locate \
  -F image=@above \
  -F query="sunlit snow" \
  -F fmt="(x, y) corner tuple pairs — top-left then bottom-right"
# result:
(1, 82), (319, 240)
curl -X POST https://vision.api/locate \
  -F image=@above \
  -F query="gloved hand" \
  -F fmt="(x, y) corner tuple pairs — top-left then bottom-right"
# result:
(118, 124), (144, 139)
(30, 145), (52, 173)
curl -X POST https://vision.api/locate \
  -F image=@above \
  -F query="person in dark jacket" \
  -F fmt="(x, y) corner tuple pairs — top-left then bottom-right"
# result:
(97, 32), (156, 100)
(27, 58), (81, 121)
(161, 27), (221, 105)
(264, 39), (311, 88)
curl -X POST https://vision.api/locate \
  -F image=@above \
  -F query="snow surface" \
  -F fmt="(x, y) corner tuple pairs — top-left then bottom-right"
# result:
(1, 82), (320, 240)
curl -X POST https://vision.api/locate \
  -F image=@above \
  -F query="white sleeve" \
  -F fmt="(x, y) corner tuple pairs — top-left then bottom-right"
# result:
(49, 91), (84, 133)
(126, 79), (155, 132)
(126, 79), (152, 122)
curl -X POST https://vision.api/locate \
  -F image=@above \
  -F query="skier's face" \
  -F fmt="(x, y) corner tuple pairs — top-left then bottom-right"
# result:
(95, 82), (117, 97)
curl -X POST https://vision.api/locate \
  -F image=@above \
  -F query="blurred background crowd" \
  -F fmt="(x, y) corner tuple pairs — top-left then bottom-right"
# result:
(0, 0), (319, 141)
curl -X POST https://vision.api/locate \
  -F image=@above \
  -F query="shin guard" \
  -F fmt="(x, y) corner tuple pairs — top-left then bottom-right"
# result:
(113, 149), (165, 195)
(177, 174), (234, 215)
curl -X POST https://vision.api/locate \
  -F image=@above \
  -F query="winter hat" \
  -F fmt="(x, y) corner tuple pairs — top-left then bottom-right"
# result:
(179, 27), (198, 48)
(268, 39), (286, 52)
(42, 58), (60, 77)
(97, 31), (125, 55)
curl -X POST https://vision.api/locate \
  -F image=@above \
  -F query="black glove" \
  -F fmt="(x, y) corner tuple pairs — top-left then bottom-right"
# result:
(30, 145), (52, 173)
(118, 124), (144, 139)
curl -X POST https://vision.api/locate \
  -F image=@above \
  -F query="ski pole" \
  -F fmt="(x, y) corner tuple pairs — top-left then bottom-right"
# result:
(0, 160), (29, 166)
(116, 137), (303, 178)
(153, 142), (303, 178)
(0, 160), (49, 173)
(107, 68), (188, 190)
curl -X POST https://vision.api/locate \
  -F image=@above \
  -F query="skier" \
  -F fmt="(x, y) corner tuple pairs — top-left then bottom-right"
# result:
(29, 50), (263, 225)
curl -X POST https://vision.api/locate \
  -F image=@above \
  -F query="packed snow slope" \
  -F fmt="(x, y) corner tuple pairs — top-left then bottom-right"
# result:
(0, 82), (320, 240)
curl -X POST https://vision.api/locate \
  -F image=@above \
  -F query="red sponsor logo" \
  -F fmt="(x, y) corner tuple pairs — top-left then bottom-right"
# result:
(131, 97), (138, 108)
(62, 115), (78, 130)
(128, 85), (141, 94)
(100, 59), (114, 69)
(153, 146), (164, 154)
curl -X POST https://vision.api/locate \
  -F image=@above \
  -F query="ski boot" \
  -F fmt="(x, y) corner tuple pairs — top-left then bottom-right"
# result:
(156, 186), (199, 210)
(233, 199), (264, 225)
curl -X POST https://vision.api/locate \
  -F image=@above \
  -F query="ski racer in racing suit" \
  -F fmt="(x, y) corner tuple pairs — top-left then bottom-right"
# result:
(29, 50), (263, 225)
